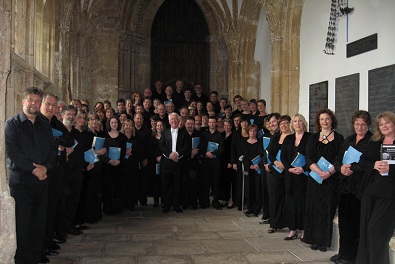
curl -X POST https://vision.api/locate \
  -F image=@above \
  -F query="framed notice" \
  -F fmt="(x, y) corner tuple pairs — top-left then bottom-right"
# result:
(368, 64), (395, 120)
(309, 81), (328, 133)
(335, 73), (360, 137)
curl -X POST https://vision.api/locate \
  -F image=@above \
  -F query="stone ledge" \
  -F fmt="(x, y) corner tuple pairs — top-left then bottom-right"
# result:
(0, 193), (16, 264)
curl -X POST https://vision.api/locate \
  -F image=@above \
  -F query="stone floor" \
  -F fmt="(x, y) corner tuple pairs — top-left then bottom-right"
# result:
(49, 200), (335, 264)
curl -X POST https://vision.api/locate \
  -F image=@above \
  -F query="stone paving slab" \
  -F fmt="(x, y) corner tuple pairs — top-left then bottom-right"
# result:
(192, 253), (250, 264)
(46, 202), (337, 263)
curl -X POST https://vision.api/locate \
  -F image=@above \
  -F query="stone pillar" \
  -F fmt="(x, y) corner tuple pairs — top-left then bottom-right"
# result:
(56, 25), (72, 103)
(262, 0), (303, 116)
(0, 0), (17, 262)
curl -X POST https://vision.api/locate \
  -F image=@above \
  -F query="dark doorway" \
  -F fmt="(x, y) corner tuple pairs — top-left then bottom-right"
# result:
(151, 0), (210, 91)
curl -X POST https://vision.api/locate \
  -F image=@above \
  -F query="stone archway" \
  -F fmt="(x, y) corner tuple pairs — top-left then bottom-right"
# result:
(118, 0), (229, 99)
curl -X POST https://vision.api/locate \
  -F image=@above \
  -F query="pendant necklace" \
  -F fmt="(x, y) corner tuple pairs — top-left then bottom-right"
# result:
(321, 129), (334, 142)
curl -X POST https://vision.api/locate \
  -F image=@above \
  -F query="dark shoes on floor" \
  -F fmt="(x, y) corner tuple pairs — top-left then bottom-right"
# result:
(67, 226), (83, 236)
(267, 228), (276, 233)
(284, 231), (298, 240)
(330, 254), (355, 264)
(244, 211), (258, 217)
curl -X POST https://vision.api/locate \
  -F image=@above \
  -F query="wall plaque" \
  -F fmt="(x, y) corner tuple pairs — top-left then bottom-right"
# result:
(368, 64), (395, 121)
(346, 33), (377, 58)
(309, 81), (328, 133)
(335, 73), (360, 137)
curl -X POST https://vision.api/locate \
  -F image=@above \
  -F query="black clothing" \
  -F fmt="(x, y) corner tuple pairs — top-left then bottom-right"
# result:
(201, 129), (224, 207)
(122, 134), (140, 210)
(159, 127), (190, 210)
(192, 93), (209, 107)
(356, 139), (395, 264)
(230, 130), (249, 210)
(152, 89), (166, 102)
(5, 111), (57, 264)
(332, 131), (372, 261)
(241, 138), (264, 215)
(304, 131), (344, 248)
(182, 130), (202, 208)
(220, 132), (235, 203)
(134, 126), (152, 205)
(156, 114), (170, 128)
(102, 132), (127, 214)
(281, 132), (312, 231)
(266, 133), (287, 229)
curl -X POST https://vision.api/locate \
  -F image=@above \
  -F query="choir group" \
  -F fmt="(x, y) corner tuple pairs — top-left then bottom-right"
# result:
(5, 83), (395, 264)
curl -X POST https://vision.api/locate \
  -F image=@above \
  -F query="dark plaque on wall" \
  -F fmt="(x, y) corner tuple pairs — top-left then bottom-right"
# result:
(335, 73), (360, 137)
(309, 81), (328, 133)
(368, 64), (395, 120)
(347, 33), (377, 58)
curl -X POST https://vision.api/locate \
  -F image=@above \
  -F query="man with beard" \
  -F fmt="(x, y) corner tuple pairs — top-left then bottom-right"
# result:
(39, 93), (74, 262)
(61, 105), (86, 236)
(5, 87), (57, 264)
(181, 117), (201, 210)
(133, 113), (151, 206)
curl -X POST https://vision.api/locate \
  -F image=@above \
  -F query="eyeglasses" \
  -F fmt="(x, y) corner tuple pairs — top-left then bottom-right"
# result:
(279, 121), (289, 126)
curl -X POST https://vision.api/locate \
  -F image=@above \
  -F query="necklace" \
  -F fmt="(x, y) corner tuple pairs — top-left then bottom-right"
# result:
(321, 129), (334, 141)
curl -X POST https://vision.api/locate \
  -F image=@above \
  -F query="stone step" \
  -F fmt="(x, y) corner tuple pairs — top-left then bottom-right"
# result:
(333, 216), (395, 264)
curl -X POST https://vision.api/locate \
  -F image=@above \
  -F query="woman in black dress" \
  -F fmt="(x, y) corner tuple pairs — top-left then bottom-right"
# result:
(230, 116), (249, 210)
(120, 119), (139, 211)
(305, 108), (344, 252)
(266, 115), (292, 233)
(151, 120), (165, 207)
(356, 111), (395, 264)
(281, 114), (311, 240)
(220, 118), (235, 208)
(241, 124), (264, 217)
(330, 110), (372, 263)
(83, 112), (107, 223)
(102, 117), (127, 215)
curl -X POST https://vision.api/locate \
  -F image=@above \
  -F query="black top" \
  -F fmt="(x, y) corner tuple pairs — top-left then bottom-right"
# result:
(241, 138), (264, 169)
(281, 132), (312, 173)
(187, 129), (202, 160)
(201, 129), (224, 158)
(359, 138), (395, 198)
(230, 130), (248, 164)
(334, 131), (373, 195)
(267, 132), (285, 172)
(221, 131), (233, 164)
(5, 111), (57, 173)
(64, 127), (85, 169)
(102, 132), (127, 164)
(134, 126), (152, 162)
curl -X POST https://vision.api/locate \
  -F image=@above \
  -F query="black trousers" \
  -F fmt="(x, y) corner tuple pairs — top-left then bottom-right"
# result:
(161, 162), (181, 210)
(267, 170), (285, 229)
(63, 166), (84, 228)
(260, 170), (270, 219)
(181, 159), (199, 208)
(338, 193), (360, 261)
(202, 158), (221, 207)
(246, 169), (263, 214)
(356, 193), (395, 264)
(83, 163), (102, 223)
(42, 166), (63, 252)
(9, 171), (48, 264)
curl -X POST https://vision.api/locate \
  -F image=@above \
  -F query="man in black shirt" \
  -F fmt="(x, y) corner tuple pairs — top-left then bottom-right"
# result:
(5, 87), (57, 264)
(201, 116), (224, 209)
(39, 93), (74, 262)
(181, 117), (201, 210)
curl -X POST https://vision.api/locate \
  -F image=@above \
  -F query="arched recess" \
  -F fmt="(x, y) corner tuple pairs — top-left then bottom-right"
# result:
(118, 0), (228, 99)
(150, 0), (210, 91)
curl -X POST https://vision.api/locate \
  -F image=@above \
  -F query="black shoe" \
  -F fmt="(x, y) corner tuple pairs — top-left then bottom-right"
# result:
(52, 236), (66, 244)
(40, 255), (50, 263)
(162, 208), (169, 213)
(284, 231), (298, 240)
(330, 254), (341, 262)
(175, 208), (183, 213)
(191, 205), (197, 210)
(75, 224), (89, 230)
(45, 250), (59, 256)
(245, 212), (258, 217)
(67, 226), (83, 236)
(153, 203), (159, 207)
(310, 244), (319, 250)
(49, 243), (61, 251)
(335, 259), (355, 264)
(319, 246), (327, 252)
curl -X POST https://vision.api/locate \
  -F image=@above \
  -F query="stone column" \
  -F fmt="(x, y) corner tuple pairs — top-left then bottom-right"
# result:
(0, 0), (17, 262)
(56, 25), (72, 103)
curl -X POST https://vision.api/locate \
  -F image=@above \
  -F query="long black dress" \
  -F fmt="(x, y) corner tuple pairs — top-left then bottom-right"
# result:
(356, 138), (395, 264)
(281, 132), (311, 231)
(267, 133), (287, 229)
(333, 131), (372, 261)
(241, 139), (264, 215)
(122, 134), (139, 210)
(304, 131), (344, 248)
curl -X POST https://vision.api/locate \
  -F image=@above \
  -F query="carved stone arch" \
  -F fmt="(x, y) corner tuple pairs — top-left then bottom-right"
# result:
(118, 0), (229, 99)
